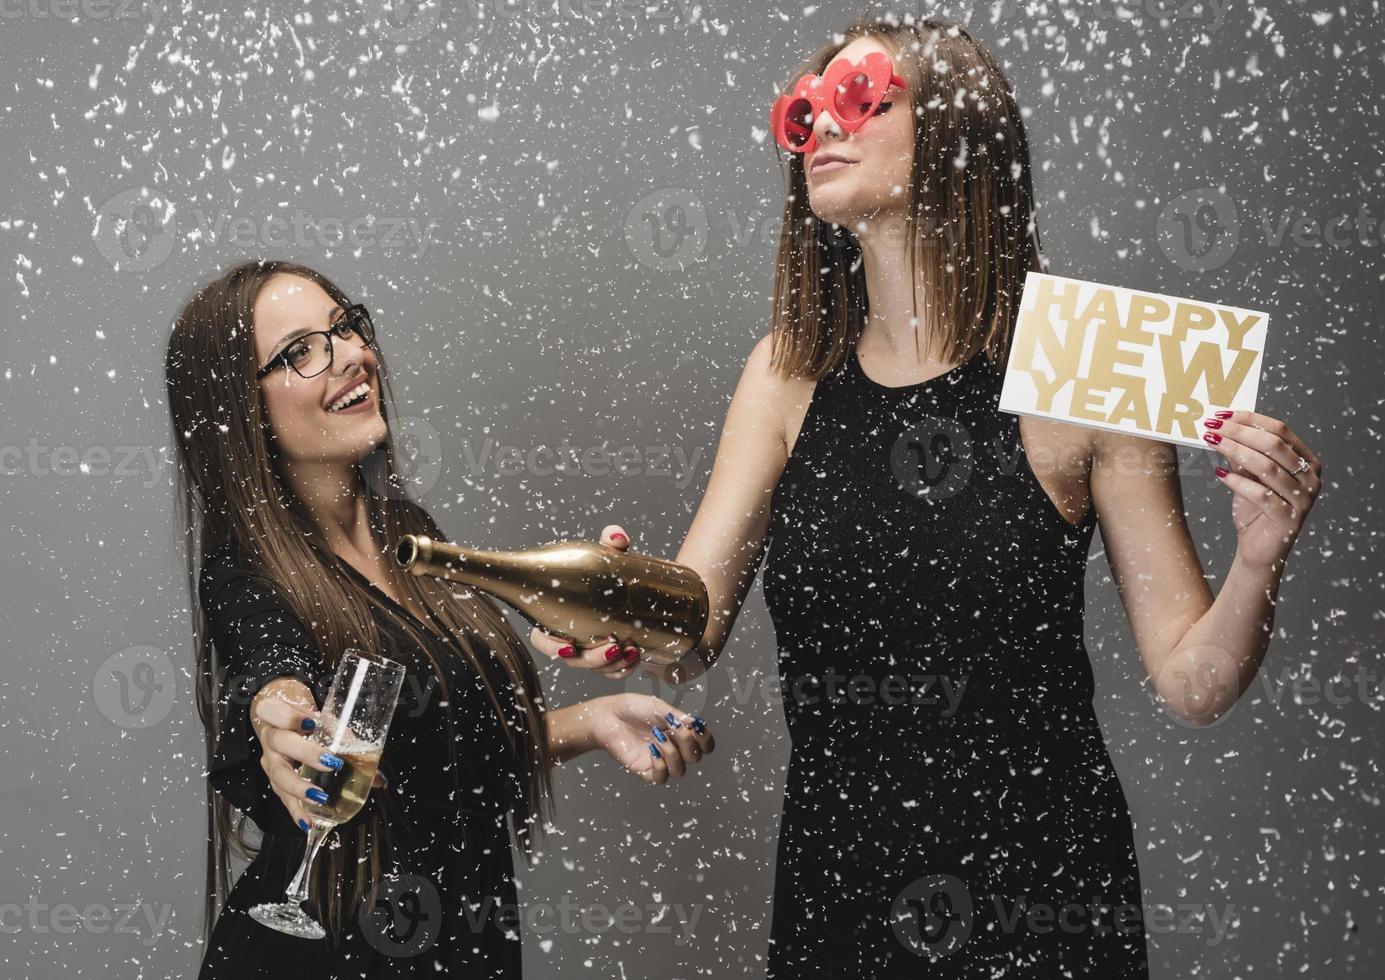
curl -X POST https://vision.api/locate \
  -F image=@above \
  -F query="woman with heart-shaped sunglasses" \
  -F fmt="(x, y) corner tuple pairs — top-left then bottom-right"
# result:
(769, 49), (906, 154)
(533, 15), (1322, 980)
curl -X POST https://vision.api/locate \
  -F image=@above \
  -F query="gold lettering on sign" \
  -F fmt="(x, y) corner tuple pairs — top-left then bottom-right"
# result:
(1005, 274), (1265, 442)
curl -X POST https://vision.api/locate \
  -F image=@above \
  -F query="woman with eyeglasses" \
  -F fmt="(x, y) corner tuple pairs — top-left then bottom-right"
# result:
(167, 259), (714, 978)
(532, 16), (1322, 979)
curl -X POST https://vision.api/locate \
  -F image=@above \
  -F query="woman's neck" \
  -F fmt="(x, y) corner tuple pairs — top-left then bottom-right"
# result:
(855, 210), (948, 365)
(280, 460), (380, 560)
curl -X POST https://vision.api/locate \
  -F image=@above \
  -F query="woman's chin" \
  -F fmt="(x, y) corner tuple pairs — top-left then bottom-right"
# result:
(355, 418), (390, 457)
(317, 417), (389, 464)
(807, 186), (874, 229)
(806, 197), (856, 229)
(809, 180), (907, 230)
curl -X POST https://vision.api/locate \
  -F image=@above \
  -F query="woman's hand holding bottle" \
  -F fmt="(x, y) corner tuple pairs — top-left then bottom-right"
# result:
(528, 524), (645, 678)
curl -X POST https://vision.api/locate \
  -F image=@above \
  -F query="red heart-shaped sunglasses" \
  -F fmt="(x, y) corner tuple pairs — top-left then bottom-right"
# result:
(770, 51), (907, 154)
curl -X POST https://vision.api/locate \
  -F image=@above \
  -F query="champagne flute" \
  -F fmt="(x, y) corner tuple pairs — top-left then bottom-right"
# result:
(249, 648), (407, 939)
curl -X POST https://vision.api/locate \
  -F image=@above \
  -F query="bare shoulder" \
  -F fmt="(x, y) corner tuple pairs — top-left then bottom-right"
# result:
(740, 333), (816, 456)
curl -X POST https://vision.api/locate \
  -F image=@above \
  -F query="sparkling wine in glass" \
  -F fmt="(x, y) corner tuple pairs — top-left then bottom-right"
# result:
(249, 648), (407, 939)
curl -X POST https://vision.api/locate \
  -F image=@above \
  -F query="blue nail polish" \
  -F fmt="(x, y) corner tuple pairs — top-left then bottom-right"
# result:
(691, 716), (706, 734)
(665, 712), (681, 728)
(649, 742), (661, 759)
(300, 718), (316, 732)
(306, 787), (330, 804)
(320, 752), (343, 770)
(652, 726), (668, 743)
(298, 818), (309, 832)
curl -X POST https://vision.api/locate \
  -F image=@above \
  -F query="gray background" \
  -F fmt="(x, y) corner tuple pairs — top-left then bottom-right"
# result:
(1, 0), (1381, 977)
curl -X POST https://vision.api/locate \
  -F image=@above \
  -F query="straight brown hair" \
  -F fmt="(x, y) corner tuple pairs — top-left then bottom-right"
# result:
(165, 259), (554, 949)
(769, 14), (1047, 379)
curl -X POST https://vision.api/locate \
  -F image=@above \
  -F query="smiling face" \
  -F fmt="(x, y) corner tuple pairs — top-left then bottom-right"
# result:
(251, 272), (387, 467)
(802, 37), (915, 228)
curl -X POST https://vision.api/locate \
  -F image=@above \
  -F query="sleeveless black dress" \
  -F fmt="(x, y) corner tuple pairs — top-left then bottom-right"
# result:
(195, 540), (529, 978)
(762, 345), (1149, 978)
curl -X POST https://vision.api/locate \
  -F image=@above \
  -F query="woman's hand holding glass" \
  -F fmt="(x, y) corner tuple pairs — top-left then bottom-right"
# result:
(249, 649), (406, 939)
(250, 679), (386, 833)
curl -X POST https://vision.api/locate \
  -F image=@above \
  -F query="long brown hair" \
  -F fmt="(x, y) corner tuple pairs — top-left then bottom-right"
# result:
(165, 259), (554, 948)
(769, 14), (1046, 378)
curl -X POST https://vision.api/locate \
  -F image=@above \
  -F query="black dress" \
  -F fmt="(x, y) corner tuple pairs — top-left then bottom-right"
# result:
(195, 540), (529, 978)
(762, 346), (1149, 978)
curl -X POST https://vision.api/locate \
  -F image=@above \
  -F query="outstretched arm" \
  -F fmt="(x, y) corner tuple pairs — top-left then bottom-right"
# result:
(664, 334), (808, 682)
(529, 334), (808, 684)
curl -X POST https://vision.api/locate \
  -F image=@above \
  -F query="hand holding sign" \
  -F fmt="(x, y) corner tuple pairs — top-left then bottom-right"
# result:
(1001, 272), (1321, 571)
(1200, 409), (1322, 572)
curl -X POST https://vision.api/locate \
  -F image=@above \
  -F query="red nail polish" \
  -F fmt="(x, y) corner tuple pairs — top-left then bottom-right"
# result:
(610, 532), (627, 544)
(1203, 419), (1223, 429)
(605, 645), (623, 661)
(1214, 467), (1230, 478)
(557, 645), (576, 659)
(1203, 432), (1222, 445)
(623, 648), (639, 663)
(1214, 411), (1233, 419)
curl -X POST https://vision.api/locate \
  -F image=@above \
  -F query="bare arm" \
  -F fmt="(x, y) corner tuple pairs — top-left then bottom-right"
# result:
(527, 333), (804, 682)
(659, 334), (804, 682)
(1091, 410), (1322, 725)
(1090, 432), (1216, 684)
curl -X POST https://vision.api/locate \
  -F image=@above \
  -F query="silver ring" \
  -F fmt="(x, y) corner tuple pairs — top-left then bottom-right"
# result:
(1293, 456), (1309, 475)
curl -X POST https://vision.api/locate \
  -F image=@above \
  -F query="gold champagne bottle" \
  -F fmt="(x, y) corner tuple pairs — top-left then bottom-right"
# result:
(393, 535), (708, 666)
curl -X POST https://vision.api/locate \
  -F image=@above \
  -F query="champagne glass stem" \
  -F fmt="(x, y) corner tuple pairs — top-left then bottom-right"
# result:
(285, 820), (334, 907)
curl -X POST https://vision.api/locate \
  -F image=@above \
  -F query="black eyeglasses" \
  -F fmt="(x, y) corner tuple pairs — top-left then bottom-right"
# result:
(255, 304), (377, 381)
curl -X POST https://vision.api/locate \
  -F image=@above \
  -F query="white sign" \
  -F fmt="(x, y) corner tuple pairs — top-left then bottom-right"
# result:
(999, 272), (1269, 448)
